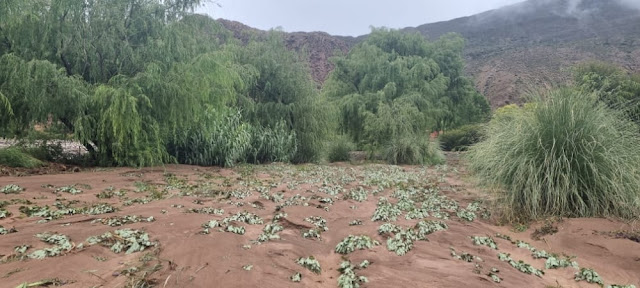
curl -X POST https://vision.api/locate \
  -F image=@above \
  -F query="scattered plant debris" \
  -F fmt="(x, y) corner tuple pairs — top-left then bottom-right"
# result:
(0, 225), (18, 235)
(28, 233), (75, 259)
(290, 272), (302, 282)
(87, 229), (156, 254)
(1, 184), (23, 194)
(296, 256), (321, 274)
(337, 260), (370, 288)
(471, 236), (498, 250)
(335, 235), (380, 254)
(93, 215), (155, 227)
(498, 253), (544, 277)
(532, 220), (559, 240)
(574, 268), (604, 285)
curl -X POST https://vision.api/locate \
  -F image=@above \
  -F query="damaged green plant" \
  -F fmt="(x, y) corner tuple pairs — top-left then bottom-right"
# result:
(335, 235), (380, 254)
(87, 229), (156, 254)
(296, 256), (321, 274)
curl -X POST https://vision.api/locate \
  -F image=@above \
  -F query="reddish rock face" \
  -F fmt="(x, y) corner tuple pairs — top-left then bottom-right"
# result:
(219, 0), (640, 108)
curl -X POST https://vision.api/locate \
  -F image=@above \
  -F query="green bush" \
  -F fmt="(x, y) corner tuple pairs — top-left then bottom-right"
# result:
(0, 147), (44, 168)
(439, 124), (485, 151)
(327, 135), (356, 163)
(384, 136), (444, 165)
(468, 88), (640, 220)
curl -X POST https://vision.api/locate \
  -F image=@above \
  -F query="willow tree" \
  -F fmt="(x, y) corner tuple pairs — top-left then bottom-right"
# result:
(0, 0), (245, 166)
(323, 28), (488, 163)
(235, 31), (330, 163)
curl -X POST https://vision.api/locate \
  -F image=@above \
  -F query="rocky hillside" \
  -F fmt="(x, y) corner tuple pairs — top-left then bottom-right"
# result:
(218, 19), (355, 85)
(219, 0), (640, 107)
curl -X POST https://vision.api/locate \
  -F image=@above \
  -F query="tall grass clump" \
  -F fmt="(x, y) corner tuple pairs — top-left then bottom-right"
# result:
(384, 136), (444, 165)
(468, 88), (640, 220)
(169, 109), (251, 167)
(245, 121), (297, 164)
(0, 147), (44, 168)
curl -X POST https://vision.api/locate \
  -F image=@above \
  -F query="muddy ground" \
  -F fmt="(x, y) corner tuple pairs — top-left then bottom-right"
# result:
(0, 155), (638, 288)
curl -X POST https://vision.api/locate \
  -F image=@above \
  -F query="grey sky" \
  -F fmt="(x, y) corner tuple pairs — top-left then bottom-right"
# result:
(197, 0), (526, 36)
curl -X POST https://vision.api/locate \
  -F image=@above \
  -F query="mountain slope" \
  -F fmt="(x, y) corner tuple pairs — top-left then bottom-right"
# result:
(218, 0), (640, 108)
(409, 0), (640, 107)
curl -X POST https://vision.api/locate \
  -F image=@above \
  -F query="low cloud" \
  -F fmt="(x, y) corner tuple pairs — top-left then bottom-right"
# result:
(616, 0), (640, 10)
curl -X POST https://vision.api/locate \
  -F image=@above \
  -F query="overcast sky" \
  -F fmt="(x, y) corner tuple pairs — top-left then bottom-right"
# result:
(197, 0), (526, 36)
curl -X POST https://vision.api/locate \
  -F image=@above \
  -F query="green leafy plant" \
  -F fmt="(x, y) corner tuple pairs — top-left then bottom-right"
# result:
(349, 219), (363, 226)
(290, 272), (302, 282)
(188, 207), (224, 215)
(304, 216), (328, 232)
(296, 256), (322, 274)
(414, 220), (448, 239)
(337, 260), (370, 288)
(257, 223), (284, 242)
(225, 225), (246, 235)
(222, 211), (264, 225)
(498, 253), (544, 277)
(84, 203), (117, 215)
(471, 236), (498, 250)
(94, 215), (155, 227)
(335, 235), (380, 254)
(0, 225), (17, 235)
(1, 184), (23, 194)
(55, 185), (83, 195)
(87, 229), (156, 254)
(28, 233), (75, 259)
(574, 268), (604, 285)
(0, 208), (11, 219)
(386, 229), (417, 256)
(345, 187), (368, 202)
(545, 256), (578, 269)
(371, 197), (402, 222)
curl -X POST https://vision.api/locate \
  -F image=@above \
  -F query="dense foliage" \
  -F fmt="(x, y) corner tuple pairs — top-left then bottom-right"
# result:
(323, 29), (489, 164)
(468, 88), (640, 220)
(0, 0), (327, 166)
(573, 62), (640, 126)
(438, 124), (484, 151)
(1, 3), (488, 167)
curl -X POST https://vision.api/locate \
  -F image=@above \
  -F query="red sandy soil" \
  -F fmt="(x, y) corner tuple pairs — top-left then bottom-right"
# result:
(0, 157), (638, 288)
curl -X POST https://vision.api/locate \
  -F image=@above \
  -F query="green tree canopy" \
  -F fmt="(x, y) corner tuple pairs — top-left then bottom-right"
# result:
(323, 28), (489, 154)
(235, 32), (330, 163)
(0, 0), (331, 167)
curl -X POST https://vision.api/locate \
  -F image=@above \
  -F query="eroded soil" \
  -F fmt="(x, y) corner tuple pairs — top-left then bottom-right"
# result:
(1, 157), (638, 288)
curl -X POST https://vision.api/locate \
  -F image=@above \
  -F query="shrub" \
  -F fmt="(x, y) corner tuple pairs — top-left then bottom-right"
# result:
(468, 88), (640, 220)
(439, 124), (485, 151)
(0, 147), (44, 168)
(383, 136), (444, 165)
(327, 135), (355, 163)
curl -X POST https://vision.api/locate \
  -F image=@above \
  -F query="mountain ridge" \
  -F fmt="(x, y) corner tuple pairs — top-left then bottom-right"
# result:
(217, 0), (640, 107)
